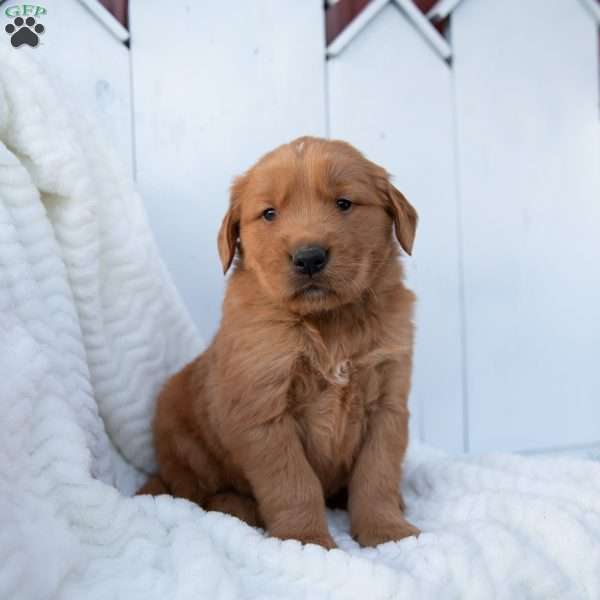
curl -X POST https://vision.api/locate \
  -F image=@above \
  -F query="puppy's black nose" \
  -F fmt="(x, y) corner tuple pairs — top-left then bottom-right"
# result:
(292, 246), (329, 276)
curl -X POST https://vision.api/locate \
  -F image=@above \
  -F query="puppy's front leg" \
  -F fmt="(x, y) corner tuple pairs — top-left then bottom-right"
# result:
(233, 415), (335, 549)
(349, 361), (420, 547)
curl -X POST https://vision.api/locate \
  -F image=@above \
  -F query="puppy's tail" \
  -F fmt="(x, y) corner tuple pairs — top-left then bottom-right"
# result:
(136, 474), (169, 496)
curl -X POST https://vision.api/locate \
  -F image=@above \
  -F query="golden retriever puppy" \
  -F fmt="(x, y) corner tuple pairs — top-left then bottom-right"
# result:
(139, 136), (420, 549)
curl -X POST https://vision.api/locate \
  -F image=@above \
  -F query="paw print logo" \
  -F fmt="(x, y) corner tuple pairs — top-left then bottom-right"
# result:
(5, 16), (45, 48)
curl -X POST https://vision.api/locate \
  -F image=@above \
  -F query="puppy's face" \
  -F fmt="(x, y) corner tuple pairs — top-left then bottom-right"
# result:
(218, 137), (417, 314)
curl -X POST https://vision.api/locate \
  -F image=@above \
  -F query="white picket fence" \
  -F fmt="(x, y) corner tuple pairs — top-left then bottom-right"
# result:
(28, 0), (600, 454)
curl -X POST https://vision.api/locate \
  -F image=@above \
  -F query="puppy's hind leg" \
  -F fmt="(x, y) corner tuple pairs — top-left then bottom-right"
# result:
(136, 462), (206, 504)
(137, 475), (169, 496)
(204, 492), (263, 528)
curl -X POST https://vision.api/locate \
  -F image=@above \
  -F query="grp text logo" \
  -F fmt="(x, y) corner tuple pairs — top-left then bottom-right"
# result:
(4, 4), (46, 48)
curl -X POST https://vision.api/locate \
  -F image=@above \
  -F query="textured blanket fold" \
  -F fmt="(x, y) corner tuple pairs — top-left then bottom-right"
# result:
(2, 48), (600, 600)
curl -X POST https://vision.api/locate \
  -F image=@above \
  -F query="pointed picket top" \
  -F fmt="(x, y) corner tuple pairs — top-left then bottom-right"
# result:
(428, 0), (600, 23)
(427, 0), (466, 21)
(327, 0), (451, 60)
(77, 0), (130, 43)
(327, 0), (389, 58)
(396, 0), (452, 59)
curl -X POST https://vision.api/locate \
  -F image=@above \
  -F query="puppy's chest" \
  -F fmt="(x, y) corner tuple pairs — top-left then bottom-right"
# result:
(288, 350), (383, 487)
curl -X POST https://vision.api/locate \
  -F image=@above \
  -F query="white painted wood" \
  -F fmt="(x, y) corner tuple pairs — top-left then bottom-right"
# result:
(327, 0), (389, 58)
(328, 3), (465, 451)
(130, 0), (326, 341)
(577, 0), (600, 23)
(13, 0), (133, 174)
(428, 0), (466, 21)
(327, 0), (452, 61)
(394, 0), (452, 60)
(453, 0), (600, 452)
(77, 0), (130, 42)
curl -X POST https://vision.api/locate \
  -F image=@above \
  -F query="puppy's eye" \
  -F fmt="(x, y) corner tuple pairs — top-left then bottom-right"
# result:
(336, 198), (352, 212)
(262, 208), (277, 221)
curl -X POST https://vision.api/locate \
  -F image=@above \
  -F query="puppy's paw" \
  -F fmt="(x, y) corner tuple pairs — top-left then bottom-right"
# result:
(352, 517), (419, 547)
(275, 530), (337, 550)
(299, 533), (337, 550)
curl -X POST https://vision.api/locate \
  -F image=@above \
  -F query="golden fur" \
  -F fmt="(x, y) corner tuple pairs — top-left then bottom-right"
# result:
(139, 137), (420, 548)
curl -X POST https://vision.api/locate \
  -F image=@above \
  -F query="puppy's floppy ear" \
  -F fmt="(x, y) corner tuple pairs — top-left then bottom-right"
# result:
(386, 182), (418, 255)
(370, 163), (418, 255)
(217, 176), (244, 274)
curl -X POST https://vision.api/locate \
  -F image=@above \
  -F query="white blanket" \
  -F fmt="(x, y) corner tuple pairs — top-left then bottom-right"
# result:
(2, 48), (600, 600)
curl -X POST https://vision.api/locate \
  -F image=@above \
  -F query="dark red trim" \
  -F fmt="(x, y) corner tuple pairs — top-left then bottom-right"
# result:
(413, 0), (438, 13)
(414, 0), (448, 34)
(326, 0), (371, 46)
(98, 0), (128, 30)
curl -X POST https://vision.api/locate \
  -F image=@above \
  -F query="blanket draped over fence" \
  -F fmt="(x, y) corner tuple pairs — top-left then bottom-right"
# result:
(2, 48), (600, 600)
